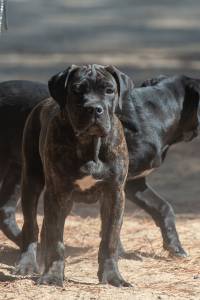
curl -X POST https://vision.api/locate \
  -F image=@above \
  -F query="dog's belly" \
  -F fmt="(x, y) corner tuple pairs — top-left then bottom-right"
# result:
(74, 175), (102, 191)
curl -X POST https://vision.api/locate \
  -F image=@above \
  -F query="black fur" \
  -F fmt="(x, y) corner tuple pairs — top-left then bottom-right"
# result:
(0, 80), (49, 246)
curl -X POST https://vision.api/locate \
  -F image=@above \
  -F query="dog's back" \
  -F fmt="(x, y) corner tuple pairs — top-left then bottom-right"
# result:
(0, 80), (49, 164)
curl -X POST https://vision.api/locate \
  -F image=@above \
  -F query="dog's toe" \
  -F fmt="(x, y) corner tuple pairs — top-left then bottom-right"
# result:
(13, 261), (39, 276)
(37, 274), (63, 287)
(101, 276), (133, 288)
(164, 243), (188, 258)
(100, 270), (133, 288)
(171, 246), (188, 258)
(37, 260), (64, 286)
(13, 244), (39, 276)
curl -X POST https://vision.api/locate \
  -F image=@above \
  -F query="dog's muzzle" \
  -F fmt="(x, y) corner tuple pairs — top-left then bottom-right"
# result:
(84, 103), (104, 118)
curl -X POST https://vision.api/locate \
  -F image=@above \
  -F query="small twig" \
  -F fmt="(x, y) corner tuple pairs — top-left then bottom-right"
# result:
(144, 235), (157, 258)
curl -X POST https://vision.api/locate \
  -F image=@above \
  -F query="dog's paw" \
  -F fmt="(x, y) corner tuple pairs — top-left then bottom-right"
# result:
(164, 243), (188, 258)
(37, 273), (63, 287)
(37, 260), (64, 287)
(80, 160), (99, 175)
(99, 270), (132, 287)
(98, 259), (133, 287)
(13, 242), (39, 276)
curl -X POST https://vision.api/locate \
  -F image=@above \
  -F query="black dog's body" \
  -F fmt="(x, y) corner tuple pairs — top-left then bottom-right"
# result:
(14, 65), (131, 287)
(124, 75), (199, 177)
(122, 75), (199, 257)
(0, 74), (199, 260)
(0, 80), (49, 246)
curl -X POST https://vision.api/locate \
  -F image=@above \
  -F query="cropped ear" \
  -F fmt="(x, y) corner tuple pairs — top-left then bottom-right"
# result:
(48, 65), (78, 109)
(105, 65), (134, 110)
(180, 78), (200, 141)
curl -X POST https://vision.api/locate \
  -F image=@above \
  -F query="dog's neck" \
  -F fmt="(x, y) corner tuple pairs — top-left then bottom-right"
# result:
(58, 109), (102, 162)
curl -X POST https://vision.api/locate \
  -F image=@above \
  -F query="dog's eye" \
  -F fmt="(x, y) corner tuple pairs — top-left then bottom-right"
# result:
(72, 83), (89, 94)
(72, 84), (81, 94)
(105, 87), (114, 94)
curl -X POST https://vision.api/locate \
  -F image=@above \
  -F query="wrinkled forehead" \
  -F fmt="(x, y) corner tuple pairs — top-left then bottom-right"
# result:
(72, 65), (116, 85)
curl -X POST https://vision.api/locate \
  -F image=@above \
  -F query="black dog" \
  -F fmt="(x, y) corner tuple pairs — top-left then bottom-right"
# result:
(14, 64), (132, 287)
(120, 74), (199, 257)
(0, 80), (49, 246)
(0, 73), (199, 260)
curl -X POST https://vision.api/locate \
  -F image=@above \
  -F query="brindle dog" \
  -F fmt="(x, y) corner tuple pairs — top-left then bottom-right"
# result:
(14, 64), (133, 287)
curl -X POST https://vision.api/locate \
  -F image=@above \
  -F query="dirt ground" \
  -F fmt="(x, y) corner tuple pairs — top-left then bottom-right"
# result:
(0, 211), (200, 300)
(0, 0), (200, 299)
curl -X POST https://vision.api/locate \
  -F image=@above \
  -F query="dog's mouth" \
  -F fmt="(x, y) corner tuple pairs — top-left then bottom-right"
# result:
(87, 124), (109, 137)
(75, 121), (110, 138)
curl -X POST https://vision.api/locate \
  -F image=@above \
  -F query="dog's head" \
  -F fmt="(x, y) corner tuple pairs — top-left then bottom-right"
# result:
(48, 64), (134, 137)
(180, 77), (200, 141)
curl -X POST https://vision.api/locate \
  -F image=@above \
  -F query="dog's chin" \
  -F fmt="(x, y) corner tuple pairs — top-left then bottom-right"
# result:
(87, 125), (110, 137)
(75, 123), (110, 138)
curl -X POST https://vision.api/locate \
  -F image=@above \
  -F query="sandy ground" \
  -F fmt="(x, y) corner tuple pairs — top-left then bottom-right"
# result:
(0, 211), (200, 300)
(0, 0), (200, 299)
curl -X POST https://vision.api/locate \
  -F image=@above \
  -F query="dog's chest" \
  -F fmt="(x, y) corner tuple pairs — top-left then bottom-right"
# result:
(74, 175), (101, 191)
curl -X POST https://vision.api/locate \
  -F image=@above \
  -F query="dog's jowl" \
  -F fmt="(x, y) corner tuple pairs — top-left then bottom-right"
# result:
(14, 64), (133, 287)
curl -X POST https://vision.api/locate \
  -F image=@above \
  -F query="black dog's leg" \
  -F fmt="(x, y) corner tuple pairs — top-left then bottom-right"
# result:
(0, 161), (22, 247)
(38, 189), (73, 286)
(126, 178), (187, 257)
(98, 187), (132, 287)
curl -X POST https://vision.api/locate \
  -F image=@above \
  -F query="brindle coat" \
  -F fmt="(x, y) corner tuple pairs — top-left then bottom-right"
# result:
(14, 65), (132, 287)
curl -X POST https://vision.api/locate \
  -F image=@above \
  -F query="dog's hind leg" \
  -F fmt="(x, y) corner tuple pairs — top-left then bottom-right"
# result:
(14, 108), (44, 275)
(125, 178), (187, 257)
(0, 160), (21, 247)
(14, 163), (44, 275)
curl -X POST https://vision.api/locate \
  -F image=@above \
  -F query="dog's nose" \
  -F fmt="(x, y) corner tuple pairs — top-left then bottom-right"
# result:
(95, 105), (104, 116)
(86, 105), (104, 117)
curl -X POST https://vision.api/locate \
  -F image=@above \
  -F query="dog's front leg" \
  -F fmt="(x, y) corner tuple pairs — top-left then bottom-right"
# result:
(38, 188), (73, 287)
(98, 185), (132, 287)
